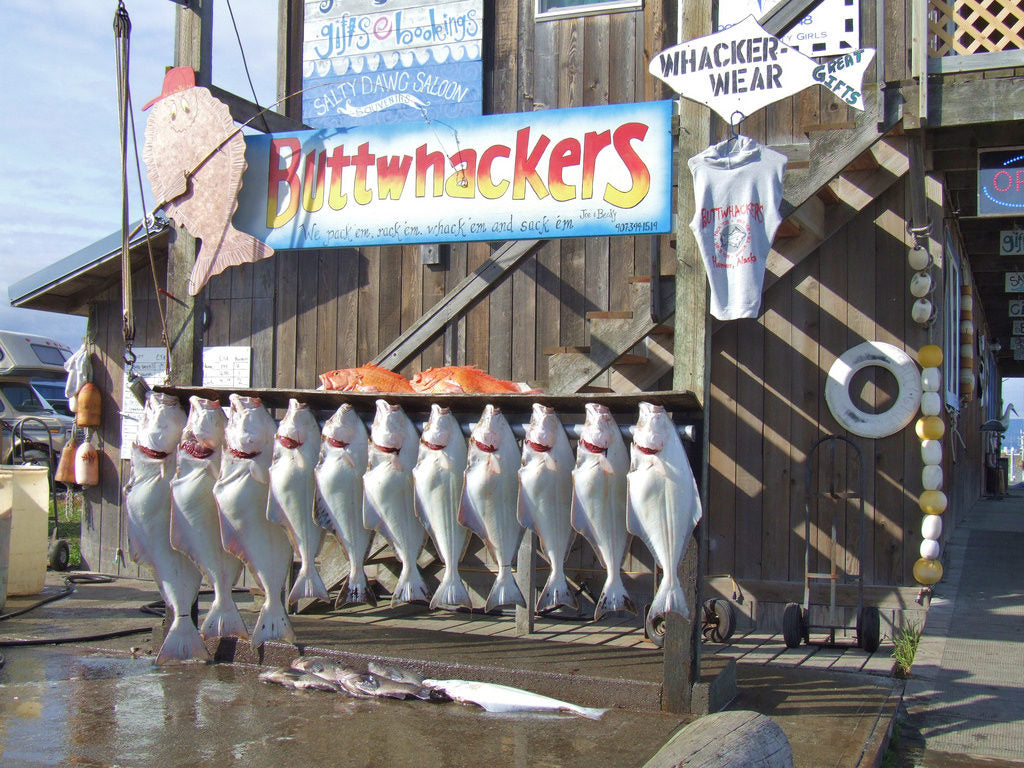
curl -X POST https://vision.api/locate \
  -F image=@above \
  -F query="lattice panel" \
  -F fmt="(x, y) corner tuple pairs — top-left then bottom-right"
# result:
(929, 0), (1024, 57)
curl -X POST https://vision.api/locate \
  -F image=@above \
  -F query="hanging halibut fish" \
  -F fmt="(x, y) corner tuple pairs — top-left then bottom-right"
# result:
(460, 405), (525, 612)
(142, 67), (273, 295)
(626, 402), (703, 637)
(363, 400), (430, 605)
(315, 403), (374, 607)
(649, 15), (874, 118)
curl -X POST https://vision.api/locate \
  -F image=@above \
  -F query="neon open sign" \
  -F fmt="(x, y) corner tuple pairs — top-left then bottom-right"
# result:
(979, 147), (1024, 217)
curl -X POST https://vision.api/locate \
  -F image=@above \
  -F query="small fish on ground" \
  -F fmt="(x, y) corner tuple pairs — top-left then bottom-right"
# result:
(259, 667), (341, 693)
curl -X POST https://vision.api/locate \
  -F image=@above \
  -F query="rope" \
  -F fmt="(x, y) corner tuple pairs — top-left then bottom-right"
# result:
(225, 0), (270, 133)
(114, 2), (134, 361)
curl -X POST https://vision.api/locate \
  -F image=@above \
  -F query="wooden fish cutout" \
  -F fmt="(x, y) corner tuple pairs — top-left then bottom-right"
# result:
(142, 67), (274, 295)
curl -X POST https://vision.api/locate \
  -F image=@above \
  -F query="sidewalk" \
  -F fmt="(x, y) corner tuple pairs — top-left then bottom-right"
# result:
(898, 488), (1024, 766)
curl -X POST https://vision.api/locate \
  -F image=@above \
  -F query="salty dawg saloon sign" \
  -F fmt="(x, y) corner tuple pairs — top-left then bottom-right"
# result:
(234, 100), (673, 248)
(302, 0), (482, 130)
(649, 15), (873, 120)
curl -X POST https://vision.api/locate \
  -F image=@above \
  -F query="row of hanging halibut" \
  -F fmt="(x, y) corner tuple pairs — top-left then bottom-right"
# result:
(123, 391), (702, 664)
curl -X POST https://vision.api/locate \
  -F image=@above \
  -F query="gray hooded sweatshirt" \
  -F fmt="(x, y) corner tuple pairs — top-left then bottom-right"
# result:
(688, 135), (786, 320)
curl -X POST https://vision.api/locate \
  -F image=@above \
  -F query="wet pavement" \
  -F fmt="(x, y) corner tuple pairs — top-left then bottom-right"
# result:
(0, 645), (687, 768)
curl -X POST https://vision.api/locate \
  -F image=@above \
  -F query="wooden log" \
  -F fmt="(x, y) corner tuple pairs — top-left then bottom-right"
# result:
(642, 710), (793, 768)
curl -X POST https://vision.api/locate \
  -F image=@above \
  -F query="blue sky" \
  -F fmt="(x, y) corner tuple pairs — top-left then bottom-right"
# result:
(0, 0), (275, 349)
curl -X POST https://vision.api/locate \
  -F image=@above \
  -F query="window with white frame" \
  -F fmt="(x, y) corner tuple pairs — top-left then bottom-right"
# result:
(943, 229), (961, 409)
(535, 0), (642, 21)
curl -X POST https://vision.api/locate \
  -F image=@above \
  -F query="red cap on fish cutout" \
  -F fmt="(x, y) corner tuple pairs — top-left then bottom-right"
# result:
(143, 66), (197, 110)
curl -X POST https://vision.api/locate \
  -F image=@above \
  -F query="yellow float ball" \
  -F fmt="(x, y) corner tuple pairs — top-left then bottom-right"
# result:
(913, 557), (943, 586)
(915, 416), (945, 440)
(918, 344), (943, 368)
(919, 489), (948, 515)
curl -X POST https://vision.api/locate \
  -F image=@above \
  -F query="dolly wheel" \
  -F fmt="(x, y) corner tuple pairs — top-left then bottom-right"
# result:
(782, 602), (804, 648)
(703, 598), (736, 643)
(859, 607), (881, 654)
(48, 539), (70, 571)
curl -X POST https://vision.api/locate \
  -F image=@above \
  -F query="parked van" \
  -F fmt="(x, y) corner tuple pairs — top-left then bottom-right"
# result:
(0, 331), (75, 470)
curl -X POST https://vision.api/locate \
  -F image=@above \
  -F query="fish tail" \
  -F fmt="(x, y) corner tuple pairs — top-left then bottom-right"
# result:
(485, 566), (526, 613)
(156, 615), (211, 665)
(250, 596), (295, 649)
(648, 575), (689, 625)
(570, 705), (609, 720)
(287, 562), (330, 607)
(594, 572), (636, 621)
(337, 569), (376, 607)
(536, 571), (577, 613)
(391, 563), (431, 606)
(188, 226), (274, 295)
(429, 567), (473, 611)
(200, 591), (249, 641)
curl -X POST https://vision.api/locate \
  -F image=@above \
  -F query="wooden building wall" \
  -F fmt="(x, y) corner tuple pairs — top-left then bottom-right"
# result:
(76, 0), (986, 630)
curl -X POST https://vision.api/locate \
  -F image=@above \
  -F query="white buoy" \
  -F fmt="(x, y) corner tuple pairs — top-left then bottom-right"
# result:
(920, 539), (941, 560)
(920, 391), (942, 416)
(908, 246), (930, 270)
(912, 298), (934, 325)
(922, 514), (942, 541)
(922, 464), (943, 490)
(921, 439), (942, 466)
(910, 271), (932, 298)
(921, 367), (941, 392)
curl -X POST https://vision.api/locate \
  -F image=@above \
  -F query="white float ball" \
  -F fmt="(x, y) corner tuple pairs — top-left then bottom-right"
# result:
(920, 539), (941, 560)
(908, 246), (930, 270)
(921, 367), (941, 392)
(910, 271), (932, 298)
(960, 344), (974, 360)
(922, 464), (943, 490)
(912, 298), (934, 325)
(921, 439), (943, 466)
(922, 515), (943, 541)
(921, 391), (942, 416)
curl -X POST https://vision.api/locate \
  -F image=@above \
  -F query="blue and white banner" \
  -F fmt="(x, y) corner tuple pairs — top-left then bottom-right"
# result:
(233, 100), (674, 249)
(302, 0), (482, 129)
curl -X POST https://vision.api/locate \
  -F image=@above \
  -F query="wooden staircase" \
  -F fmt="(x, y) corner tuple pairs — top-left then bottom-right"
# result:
(545, 116), (911, 393)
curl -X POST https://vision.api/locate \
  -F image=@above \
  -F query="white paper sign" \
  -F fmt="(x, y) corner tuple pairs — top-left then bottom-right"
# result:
(1011, 336), (1024, 353)
(718, 0), (861, 58)
(1006, 273), (1024, 293)
(1001, 230), (1024, 256)
(202, 346), (251, 389)
(649, 16), (873, 120)
(1013, 319), (1024, 335)
(119, 347), (167, 459)
(1010, 300), (1024, 318)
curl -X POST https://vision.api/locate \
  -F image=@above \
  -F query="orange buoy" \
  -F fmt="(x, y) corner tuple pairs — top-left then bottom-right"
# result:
(76, 382), (101, 427)
(55, 435), (79, 485)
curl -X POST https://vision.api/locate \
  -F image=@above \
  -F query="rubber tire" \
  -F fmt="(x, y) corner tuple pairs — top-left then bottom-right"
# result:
(704, 598), (736, 643)
(48, 539), (70, 571)
(645, 605), (665, 649)
(783, 602), (804, 648)
(859, 606), (881, 654)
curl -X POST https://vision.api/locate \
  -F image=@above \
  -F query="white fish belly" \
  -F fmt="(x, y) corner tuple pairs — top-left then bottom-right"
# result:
(215, 470), (292, 591)
(316, 458), (371, 564)
(270, 461), (322, 564)
(365, 463), (424, 564)
(571, 460), (628, 570)
(171, 467), (241, 586)
(627, 461), (698, 572)
(519, 459), (572, 565)
(414, 454), (467, 567)
(464, 459), (522, 566)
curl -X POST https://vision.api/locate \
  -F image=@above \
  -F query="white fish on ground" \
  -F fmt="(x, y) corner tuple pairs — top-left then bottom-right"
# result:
(363, 399), (430, 605)
(413, 403), (471, 611)
(169, 396), (247, 641)
(124, 392), (208, 664)
(571, 402), (635, 621)
(460, 405), (525, 612)
(627, 402), (702, 631)
(214, 395), (295, 648)
(268, 398), (329, 608)
(518, 403), (577, 614)
(314, 403), (374, 607)
(422, 679), (608, 720)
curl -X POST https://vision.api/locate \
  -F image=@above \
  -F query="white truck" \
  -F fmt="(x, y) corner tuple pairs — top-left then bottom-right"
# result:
(0, 330), (76, 471)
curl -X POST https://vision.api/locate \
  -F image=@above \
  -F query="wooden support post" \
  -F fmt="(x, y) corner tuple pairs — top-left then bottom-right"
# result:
(164, 1), (213, 387)
(668, 2), (713, 716)
(515, 532), (537, 636)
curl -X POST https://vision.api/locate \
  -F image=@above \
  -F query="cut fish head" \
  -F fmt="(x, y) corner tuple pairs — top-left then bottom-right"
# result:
(580, 402), (614, 452)
(322, 402), (365, 449)
(470, 404), (504, 452)
(370, 399), (408, 452)
(524, 403), (558, 452)
(225, 393), (276, 456)
(421, 403), (454, 449)
(633, 401), (669, 454)
(276, 398), (318, 449)
(137, 392), (186, 456)
(183, 395), (226, 451)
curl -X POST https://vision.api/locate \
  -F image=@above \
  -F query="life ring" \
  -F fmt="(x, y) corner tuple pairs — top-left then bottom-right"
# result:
(825, 342), (923, 439)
